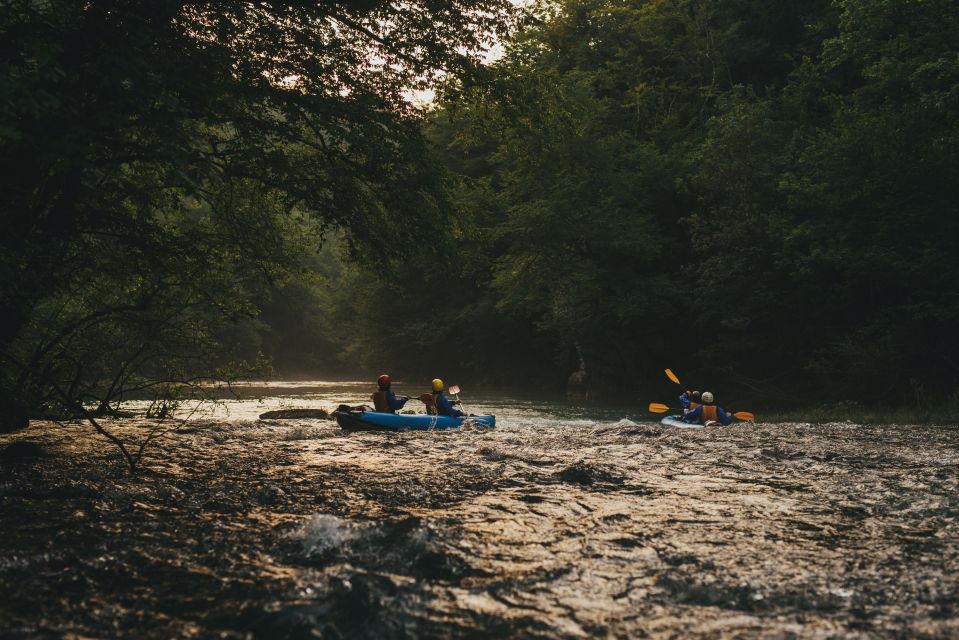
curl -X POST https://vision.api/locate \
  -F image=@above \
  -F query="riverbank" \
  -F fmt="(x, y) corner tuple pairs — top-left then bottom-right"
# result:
(2, 416), (958, 638)
(759, 399), (959, 426)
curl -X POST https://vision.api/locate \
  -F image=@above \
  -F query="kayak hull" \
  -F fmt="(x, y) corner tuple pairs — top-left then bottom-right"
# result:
(335, 410), (495, 432)
(660, 416), (706, 429)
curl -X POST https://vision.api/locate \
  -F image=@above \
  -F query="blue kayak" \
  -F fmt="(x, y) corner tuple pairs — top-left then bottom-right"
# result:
(335, 410), (496, 432)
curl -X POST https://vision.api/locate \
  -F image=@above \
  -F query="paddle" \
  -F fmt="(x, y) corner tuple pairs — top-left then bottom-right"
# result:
(447, 384), (470, 416)
(665, 368), (695, 407)
(648, 402), (755, 422)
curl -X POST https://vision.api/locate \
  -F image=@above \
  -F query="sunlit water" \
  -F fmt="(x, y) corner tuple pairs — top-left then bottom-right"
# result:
(122, 379), (640, 424)
(2, 382), (958, 638)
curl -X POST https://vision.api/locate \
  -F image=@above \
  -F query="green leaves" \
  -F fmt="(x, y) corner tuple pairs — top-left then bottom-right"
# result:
(0, 0), (519, 425)
(403, 0), (959, 403)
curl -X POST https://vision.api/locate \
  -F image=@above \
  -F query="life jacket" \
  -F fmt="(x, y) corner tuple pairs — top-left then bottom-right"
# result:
(682, 401), (700, 416)
(701, 404), (718, 424)
(420, 392), (438, 415)
(372, 389), (392, 413)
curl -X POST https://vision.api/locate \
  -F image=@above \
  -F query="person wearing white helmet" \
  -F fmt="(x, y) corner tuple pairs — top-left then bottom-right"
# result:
(682, 391), (733, 426)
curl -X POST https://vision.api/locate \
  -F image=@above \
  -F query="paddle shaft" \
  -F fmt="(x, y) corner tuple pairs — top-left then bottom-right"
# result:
(452, 392), (470, 416)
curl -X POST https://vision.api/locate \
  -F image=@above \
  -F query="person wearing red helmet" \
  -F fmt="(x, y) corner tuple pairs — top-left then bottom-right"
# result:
(371, 374), (409, 413)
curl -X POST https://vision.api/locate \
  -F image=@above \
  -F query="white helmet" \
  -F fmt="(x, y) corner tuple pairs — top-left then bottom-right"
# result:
(701, 391), (714, 403)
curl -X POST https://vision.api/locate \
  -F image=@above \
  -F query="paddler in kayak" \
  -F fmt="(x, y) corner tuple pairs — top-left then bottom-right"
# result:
(371, 374), (409, 413)
(419, 378), (464, 418)
(679, 389), (701, 416)
(682, 391), (733, 426)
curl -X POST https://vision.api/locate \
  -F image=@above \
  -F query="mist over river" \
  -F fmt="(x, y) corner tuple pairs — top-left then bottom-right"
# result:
(2, 382), (958, 638)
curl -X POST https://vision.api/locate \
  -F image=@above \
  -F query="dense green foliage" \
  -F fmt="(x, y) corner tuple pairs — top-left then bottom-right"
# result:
(3, 0), (957, 424)
(0, 0), (515, 431)
(337, 0), (959, 407)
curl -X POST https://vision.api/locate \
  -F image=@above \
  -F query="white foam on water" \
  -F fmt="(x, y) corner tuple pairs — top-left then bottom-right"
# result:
(291, 514), (361, 557)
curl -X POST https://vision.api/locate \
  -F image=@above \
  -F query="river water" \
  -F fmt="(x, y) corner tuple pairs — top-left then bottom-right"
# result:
(1, 381), (958, 638)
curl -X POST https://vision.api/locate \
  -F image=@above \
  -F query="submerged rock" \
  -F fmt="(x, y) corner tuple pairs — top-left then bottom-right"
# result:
(0, 441), (47, 461)
(243, 573), (400, 639)
(258, 484), (287, 505)
(259, 408), (330, 420)
(557, 461), (623, 486)
(243, 603), (332, 640)
(0, 411), (29, 434)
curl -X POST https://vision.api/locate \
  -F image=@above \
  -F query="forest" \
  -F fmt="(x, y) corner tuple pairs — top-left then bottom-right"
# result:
(3, 0), (959, 430)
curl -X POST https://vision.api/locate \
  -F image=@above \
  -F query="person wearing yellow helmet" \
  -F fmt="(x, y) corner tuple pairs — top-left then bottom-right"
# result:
(420, 378), (464, 417)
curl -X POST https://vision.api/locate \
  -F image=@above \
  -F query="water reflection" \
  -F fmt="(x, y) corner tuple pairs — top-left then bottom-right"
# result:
(121, 380), (649, 424)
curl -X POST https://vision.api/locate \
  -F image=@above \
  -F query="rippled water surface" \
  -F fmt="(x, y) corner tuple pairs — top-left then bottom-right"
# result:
(2, 382), (958, 638)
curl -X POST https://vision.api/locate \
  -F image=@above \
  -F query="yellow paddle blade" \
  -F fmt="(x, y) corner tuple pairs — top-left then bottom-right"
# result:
(648, 403), (671, 413)
(665, 368), (681, 385)
(733, 411), (755, 422)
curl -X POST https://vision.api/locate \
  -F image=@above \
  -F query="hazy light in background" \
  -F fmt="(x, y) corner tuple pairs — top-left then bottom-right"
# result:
(404, 39), (507, 106)
(405, 0), (524, 107)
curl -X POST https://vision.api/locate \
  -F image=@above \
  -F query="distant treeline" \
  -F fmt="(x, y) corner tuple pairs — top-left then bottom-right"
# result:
(308, 0), (959, 407)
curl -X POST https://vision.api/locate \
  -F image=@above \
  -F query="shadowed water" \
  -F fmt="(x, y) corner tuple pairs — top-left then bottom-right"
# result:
(1, 382), (958, 638)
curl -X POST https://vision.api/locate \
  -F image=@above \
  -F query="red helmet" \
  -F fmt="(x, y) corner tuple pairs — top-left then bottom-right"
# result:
(377, 374), (391, 389)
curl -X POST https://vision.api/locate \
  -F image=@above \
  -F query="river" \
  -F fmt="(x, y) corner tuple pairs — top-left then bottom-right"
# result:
(1, 381), (957, 638)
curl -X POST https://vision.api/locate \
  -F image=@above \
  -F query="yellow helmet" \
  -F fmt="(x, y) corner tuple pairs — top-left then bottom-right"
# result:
(431, 378), (444, 392)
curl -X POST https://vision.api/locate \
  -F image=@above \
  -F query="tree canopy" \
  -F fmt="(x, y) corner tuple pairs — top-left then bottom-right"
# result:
(333, 0), (959, 407)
